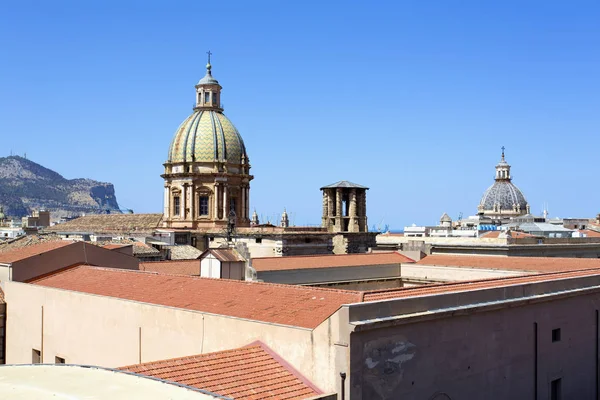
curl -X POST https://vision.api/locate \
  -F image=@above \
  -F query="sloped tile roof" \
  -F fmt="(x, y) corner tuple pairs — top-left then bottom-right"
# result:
(45, 214), (163, 234)
(252, 252), (413, 272)
(417, 254), (600, 273)
(31, 266), (362, 329)
(580, 229), (600, 238)
(0, 240), (74, 264)
(164, 245), (202, 260)
(203, 248), (246, 262)
(139, 260), (200, 276)
(319, 180), (369, 190)
(119, 342), (322, 400)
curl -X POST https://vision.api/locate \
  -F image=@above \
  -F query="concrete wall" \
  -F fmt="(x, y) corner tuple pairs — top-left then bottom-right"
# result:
(257, 264), (401, 285)
(401, 263), (528, 282)
(3, 281), (341, 394)
(347, 278), (600, 399)
(9, 242), (138, 282)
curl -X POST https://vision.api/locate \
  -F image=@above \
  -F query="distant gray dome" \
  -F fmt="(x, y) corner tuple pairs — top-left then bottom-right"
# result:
(480, 181), (527, 211)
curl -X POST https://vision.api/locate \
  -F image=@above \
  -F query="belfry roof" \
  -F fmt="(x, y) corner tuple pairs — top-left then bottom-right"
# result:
(320, 180), (369, 190)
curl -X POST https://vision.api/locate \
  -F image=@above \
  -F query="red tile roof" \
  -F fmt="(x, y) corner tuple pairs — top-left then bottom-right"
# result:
(580, 229), (600, 238)
(119, 342), (322, 400)
(102, 244), (132, 250)
(139, 260), (200, 276)
(480, 231), (501, 238)
(0, 241), (74, 264)
(362, 268), (600, 302)
(32, 266), (361, 329)
(417, 254), (600, 273)
(252, 252), (414, 272)
(202, 248), (245, 262)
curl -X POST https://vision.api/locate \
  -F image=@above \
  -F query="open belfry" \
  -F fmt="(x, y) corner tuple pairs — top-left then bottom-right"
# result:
(321, 181), (369, 233)
(162, 52), (252, 229)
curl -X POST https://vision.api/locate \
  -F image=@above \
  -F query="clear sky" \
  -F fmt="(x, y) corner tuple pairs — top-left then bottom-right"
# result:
(1, 1), (599, 229)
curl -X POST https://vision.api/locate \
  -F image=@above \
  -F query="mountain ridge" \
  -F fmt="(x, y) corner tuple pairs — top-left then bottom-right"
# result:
(0, 156), (120, 218)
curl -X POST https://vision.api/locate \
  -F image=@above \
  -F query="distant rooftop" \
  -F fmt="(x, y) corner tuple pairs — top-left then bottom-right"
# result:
(45, 213), (163, 234)
(0, 240), (73, 264)
(119, 342), (323, 400)
(320, 180), (369, 190)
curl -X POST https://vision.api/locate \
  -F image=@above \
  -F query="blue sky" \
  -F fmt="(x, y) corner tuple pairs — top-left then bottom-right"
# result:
(1, 1), (599, 229)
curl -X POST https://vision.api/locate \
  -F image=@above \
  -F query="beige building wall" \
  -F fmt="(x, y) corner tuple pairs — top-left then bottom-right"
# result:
(3, 281), (344, 394)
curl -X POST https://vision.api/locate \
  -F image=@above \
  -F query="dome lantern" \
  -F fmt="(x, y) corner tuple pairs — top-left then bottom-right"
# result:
(194, 51), (222, 111)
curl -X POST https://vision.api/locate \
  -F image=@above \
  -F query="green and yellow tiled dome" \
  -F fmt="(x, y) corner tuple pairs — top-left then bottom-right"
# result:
(168, 110), (248, 164)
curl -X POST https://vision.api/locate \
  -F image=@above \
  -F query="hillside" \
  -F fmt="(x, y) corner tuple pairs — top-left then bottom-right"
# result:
(0, 156), (120, 218)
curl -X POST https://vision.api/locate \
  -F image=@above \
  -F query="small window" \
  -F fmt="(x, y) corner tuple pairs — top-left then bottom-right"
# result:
(199, 196), (209, 216)
(173, 196), (181, 216)
(551, 378), (562, 400)
(255, 237), (262, 244)
(552, 328), (561, 342)
(32, 349), (41, 364)
(209, 236), (214, 242)
(204, 92), (210, 103)
(55, 356), (65, 364)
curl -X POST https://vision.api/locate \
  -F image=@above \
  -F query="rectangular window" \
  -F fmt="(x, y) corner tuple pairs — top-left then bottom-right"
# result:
(199, 196), (209, 216)
(32, 349), (41, 364)
(55, 356), (65, 364)
(173, 196), (180, 216)
(551, 378), (562, 400)
(229, 198), (236, 215)
(204, 92), (210, 103)
(552, 328), (561, 342)
(255, 237), (262, 244)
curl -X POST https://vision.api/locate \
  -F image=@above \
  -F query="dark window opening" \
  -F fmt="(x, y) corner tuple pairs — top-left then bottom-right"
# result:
(173, 196), (181, 216)
(204, 92), (210, 103)
(209, 237), (214, 242)
(55, 356), (65, 364)
(230, 198), (236, 215)
(552, 328), (561, 342)
(255, 237), (262, 244)
(32, 349), (41, 364)
(551, 378), (562, 400)
(199, 196), (209, 216)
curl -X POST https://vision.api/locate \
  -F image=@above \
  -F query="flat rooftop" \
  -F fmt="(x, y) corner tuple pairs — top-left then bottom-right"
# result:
(252, 252), (413, 272)
(417, 254), (600, 273)
(0, 364), (220, 399)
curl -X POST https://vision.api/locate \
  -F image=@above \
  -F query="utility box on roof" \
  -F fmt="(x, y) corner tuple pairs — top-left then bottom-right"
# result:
(199, 248), (246, 280)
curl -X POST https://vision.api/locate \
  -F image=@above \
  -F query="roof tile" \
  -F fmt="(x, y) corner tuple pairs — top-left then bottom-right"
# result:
(252, 252), (413, 272)
(119, 343), (321, 400)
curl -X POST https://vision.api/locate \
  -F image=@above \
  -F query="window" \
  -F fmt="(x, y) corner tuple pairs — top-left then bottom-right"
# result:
(173, 196), (180, 216)
(552, 328), (561, 342)
(209, 236), (214, 242)
(229, 198), (236, 215)
(199, 196), (209, 216)
(255, 237), (262, 244)
(551, 378), (562, 400)
(204, 92), (210, 103)
(32, 349), (41, 364)
(55, 356), (65, 364)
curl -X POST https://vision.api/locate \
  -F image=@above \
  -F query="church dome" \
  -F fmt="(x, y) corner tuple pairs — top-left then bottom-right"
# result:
(479, 181), (527, 211)
(478, 148), (528, 215)
(167, 110), (248, 164)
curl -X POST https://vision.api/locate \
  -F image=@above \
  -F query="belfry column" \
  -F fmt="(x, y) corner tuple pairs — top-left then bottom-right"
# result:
(190, 185), (196, 221)
(163, 185), (170, 219)
(336, 188), (343, 231)
(322, 191), (328, 227)
(222, 185), (228, 221)
(241, 186), (246, 221)
(214, 183), (220, 219)
(180, 185), (187, 218)
(349, 189), (357, 232)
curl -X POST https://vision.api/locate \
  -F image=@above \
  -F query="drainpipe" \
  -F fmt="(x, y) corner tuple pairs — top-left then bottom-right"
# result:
(340, 372), (346, 400)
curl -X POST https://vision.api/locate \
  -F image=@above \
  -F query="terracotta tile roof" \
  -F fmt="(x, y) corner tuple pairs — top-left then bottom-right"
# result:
(45, 214), (163, 234)
(119, 342), (322, 400)
(580, 229), (600, 238)
(164, 245), (202, 260)
(252, 252), (413, 272)
(31, 266), (362, 329)
(202, 248), (246, 262)
(507, 231), (537, 238)
(0, 240), (74, 264)
(417, 254), (600, 273)
(132, 242), (161, 256)
(0, 234), (64, 253)
(480, 231), (501, 238)
(362, 268), (600, 302)
(102, 244), (131, 250)
(139, 260), (200, 276)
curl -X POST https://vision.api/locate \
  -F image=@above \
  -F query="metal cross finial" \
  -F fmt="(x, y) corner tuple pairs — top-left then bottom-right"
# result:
(501, 146), (505, 158)
(207, 50), (212, 64)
